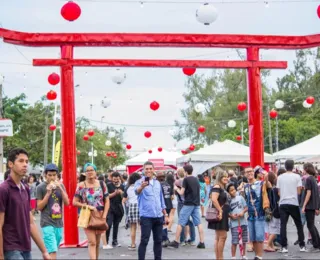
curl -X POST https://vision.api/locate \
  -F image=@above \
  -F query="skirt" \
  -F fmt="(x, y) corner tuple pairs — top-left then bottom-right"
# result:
(127, 203), (139, 224)
(208, 204), (230, 231)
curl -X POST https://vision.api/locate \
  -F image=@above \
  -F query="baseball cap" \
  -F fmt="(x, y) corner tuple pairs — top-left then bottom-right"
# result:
(45, 163), (59, 172)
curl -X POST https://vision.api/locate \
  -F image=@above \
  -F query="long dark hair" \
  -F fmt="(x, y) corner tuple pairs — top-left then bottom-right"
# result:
(304, 163), (317, 176)
(198, 174), (205, 183)
(267, 172), (277, 186)
(166, 173), (175, 190)
(128, 172), (141, 186)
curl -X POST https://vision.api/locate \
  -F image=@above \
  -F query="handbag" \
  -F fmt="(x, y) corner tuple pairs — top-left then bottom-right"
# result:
(77, 205), (91, 228)
(205, 200), (220, 223)
(87, 210), (108, 231)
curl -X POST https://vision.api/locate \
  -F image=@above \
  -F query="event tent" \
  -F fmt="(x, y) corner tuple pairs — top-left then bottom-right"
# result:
(125, 148), (181, 174)
(273, 134), (320, 162)
(176, 139), (274, 175)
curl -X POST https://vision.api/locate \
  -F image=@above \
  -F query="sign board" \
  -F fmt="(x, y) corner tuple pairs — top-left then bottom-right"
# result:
(0, 119), (13, 137)
(148, 159), (164, 168)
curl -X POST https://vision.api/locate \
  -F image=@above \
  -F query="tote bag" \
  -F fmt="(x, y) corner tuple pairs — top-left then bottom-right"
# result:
(77, 205), (91, 228)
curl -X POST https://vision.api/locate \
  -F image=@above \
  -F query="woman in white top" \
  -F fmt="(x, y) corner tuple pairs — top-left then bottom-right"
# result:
(122, 172), (141, 250)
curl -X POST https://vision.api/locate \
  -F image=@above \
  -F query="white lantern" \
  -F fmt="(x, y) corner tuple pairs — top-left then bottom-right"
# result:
(196, 3), (218, 25)
(0, 75), (4, 84)
(101, 97), (111, 108)
(195, 103), (205, 113)
(105, 140), (112, 146)
(109, 132), (116, 138)
(88, 152), (93, 157)
(303, 100), (312, 108)
(168, 129), (177, 136)
(228, 120), (236, 128)
(111, 69), (126, 85)
(275, 100), (284, 109)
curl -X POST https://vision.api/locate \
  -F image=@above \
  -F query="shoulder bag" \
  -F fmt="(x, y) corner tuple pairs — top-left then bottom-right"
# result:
(205, 186), (223, 223)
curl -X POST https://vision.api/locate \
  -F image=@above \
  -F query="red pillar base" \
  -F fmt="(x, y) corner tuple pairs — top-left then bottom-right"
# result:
(60, 240), (88, 248)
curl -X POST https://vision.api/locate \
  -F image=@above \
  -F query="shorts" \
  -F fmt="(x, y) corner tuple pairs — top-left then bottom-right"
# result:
(248, 219), (265, 242)
(231, 225), (248, 244)
(178, 205), (201, 227)
(42, 226), (63, 253)
(268, 217), (280, 235)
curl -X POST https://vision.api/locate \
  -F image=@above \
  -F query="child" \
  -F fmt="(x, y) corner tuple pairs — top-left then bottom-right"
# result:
(227, 183), (248, 260)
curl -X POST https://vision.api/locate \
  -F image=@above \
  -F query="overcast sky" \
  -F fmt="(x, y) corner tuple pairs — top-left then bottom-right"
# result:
(0, 0), (318, 157)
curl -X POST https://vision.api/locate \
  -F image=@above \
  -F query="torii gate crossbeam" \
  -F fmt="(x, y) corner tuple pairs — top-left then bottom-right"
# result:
(1, 28), (319, 247)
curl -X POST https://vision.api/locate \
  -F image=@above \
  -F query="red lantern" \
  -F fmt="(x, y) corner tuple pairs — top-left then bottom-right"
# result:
(148, 150), (152, 154)
(48, 73), (60, 85)
(113, 154), (117, 158)
(236, 135), (242, 141)
(144, 131), (152, 138)
(126, 144), (132, 150)
(237, 102), (247, 112)
(269, 109), (278, 119)
(88, 130), (95, 137)
(49, 124), (56, 131)
(106, 152), (112, 157)
(317, 5), (320, 18)
(189, 144), (195, 151)
(77, 150), (81, 155)
(198, 125), (206, 133)
(181, 150), (187, 155)
(61, 1), (81, 21)
(150, 101), (160, 111)
(47, 90), (57, 101)
(158, 147), (163, 152)
(306, 96), (315, 105)
(83, 135), (89, 141)
(182, 68), (196, 76)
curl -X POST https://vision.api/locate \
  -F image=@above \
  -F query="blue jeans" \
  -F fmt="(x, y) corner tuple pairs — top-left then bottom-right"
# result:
(177, 202), (196, 243)
(4, 251), (32, 260)
(139, 216), (163, 260)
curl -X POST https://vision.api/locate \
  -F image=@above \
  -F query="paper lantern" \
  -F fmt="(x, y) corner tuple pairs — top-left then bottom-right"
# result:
(198, 125), (206, 133)
(109, 132), (116, 138)
(101, 97), (111, 108)
(111, 69), (126, 85)
(181, 150), (187, 155)
(49, 124), (56, 131)
(77, 150), (81, 155)
(158, 147), (163, 152)
(83, 135), (89, 141)
(269, 110), (278, 119)
(47, 90), (57, 101)
(182, 68), (196, 76)
(303, 100), (312, 108)
(113, 154), (117, 158)
(61, 1), (81, 21)
(105, 140), (112, 146)
(236, 135), (242, 141)
(88, 130), (95, 137)
(126, 144), (132, 150)
(196, 3), (218, 25)
(317, 5), (320, 18)
(274, 100), (284, 109)
(144, 131), (152, 138)
(306, 96), (315, 105)
(148, 150), (152, 154)
(106, 152), (112, 157)
(189, 144), (195, 151)
(227, 120), (236, 128)
(150, 101), (160, 111)
(237, 102), (247, 112)
(195, 103), (205, 113)
(48, 73), (60, 85)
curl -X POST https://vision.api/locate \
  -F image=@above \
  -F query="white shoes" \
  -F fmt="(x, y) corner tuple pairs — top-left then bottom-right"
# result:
(103, 245), (113, 250)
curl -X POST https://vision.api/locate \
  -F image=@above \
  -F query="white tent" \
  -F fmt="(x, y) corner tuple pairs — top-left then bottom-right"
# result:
(273, 134), (320, 162)
(176, 140), (274, 175)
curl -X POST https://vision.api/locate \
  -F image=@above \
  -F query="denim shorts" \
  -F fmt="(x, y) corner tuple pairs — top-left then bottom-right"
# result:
(42, 226), (63, 253)
(248, 219), (265, 242)
(178, 205), (201, 227)
(4, 250), (32, 260)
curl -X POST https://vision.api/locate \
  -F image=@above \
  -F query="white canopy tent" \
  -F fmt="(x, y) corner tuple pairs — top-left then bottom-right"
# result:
(273, 134), (320, 162)
(176, 140), (274, 175)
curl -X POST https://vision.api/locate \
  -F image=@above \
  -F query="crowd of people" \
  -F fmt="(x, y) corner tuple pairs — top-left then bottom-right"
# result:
(1, 147), (320, 260)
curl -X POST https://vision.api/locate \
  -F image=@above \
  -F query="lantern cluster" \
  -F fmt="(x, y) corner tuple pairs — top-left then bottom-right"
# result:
(106, 151), (117, 158)
(83, 130), (95, 141)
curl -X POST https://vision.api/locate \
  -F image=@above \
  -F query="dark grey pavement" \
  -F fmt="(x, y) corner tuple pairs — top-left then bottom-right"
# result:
(31, 216), (320, 259)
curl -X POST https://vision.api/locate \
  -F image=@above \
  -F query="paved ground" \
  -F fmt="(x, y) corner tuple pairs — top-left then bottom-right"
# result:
(31, 216), (320, 259)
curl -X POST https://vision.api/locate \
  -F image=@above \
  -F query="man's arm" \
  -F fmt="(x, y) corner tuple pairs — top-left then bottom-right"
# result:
(37, 185), (52, 211)
(0, 212), (4, 259)
(30, 212), (50, 259)
(135, 180), (148, 195)
(174, 186), (185, 195)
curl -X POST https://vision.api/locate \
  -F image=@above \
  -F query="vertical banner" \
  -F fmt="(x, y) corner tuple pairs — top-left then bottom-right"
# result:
(54, 141), (61, 166)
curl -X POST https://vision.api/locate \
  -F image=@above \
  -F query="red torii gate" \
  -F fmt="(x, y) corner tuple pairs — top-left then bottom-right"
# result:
(1, 27), (320, 247)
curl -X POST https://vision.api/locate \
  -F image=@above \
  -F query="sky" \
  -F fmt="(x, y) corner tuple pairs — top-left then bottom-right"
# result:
(0, 0), (318, 158)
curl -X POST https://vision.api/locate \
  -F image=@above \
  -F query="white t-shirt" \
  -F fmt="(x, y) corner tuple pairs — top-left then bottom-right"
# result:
(276, 173), (302, 206)
(126, 185), (138, 204)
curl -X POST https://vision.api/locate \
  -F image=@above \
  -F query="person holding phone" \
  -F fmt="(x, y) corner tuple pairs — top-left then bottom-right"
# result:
(134, 161), (169, 260)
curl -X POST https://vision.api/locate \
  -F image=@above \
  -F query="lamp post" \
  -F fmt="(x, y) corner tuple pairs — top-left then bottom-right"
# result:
(88, 142), (97, 164)
(101, 116), (105, 129)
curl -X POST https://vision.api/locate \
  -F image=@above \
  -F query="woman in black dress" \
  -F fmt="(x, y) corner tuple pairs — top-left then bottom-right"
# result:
(208, 170), (230, 260)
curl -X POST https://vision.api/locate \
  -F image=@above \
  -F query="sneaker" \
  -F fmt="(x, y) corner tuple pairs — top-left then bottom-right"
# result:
(279, 247), (288, 253)
(181, 241), (187, 246)
(103, 245), (113, 250)
(307, 239), (313, 245)
(299, 246), (306, 252)
(162, 240), (170, 248)
(306, 247), (320, 253)
(242, 256), (248, 260)
(187, 239), (196, 246)
(231, 257), (236, 260)
(128, 245), (136, 250)
(112, 241), (121, 247)
(197, 242), (205, 249)
(168, 241), (179, 249)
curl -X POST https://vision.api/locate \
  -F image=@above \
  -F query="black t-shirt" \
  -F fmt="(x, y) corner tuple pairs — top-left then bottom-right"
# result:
(183, 176), (200, 206)
(304, 176), (320, 210)
(161, 181), (173, 210)
(107, 183), (125, 214)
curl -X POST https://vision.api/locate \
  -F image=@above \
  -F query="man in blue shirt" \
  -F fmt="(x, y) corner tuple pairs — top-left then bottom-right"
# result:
(134, 161), (169, 260)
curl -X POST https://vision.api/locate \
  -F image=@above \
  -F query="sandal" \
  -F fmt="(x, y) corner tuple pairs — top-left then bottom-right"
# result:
(264, 247), (275, 252)
(128, 245), (136, 250)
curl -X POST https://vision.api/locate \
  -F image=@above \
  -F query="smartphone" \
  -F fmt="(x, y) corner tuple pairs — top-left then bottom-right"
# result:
(145, 177), (150, 184)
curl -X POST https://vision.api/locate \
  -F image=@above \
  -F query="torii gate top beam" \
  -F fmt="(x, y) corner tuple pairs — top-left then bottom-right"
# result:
(0, 28), (320, 49)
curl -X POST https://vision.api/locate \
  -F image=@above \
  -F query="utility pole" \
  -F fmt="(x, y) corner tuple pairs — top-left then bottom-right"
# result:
(0, 76), (4, 176)
(267, 101), (273, 154)
(43, 107), (49, 166)
(275, 116), (279, 152)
